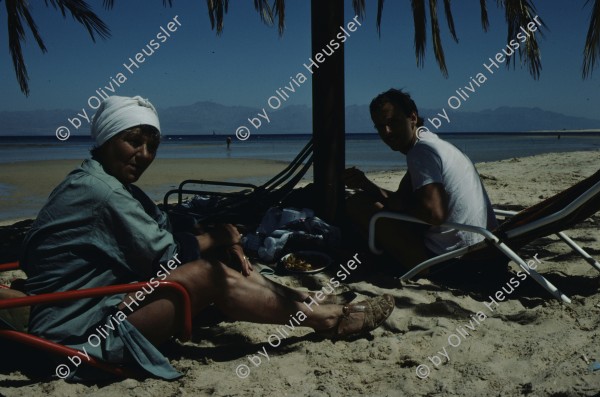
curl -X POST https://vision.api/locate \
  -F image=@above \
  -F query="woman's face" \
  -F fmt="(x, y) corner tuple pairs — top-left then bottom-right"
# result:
(96, 127), (160, 184)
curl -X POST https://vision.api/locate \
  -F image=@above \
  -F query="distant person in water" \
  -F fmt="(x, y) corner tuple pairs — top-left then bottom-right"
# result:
(226, 136), (232, 150)
(344, 88), (498, 270)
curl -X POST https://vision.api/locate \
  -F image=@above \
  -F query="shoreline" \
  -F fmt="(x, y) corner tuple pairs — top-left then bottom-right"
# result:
(1, 149), (598, 225)
(0, 157), (293, 223)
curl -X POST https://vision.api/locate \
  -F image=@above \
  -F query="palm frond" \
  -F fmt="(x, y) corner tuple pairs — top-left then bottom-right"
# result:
(18, 2), (47, 52)
(583, 0), (600, 78)
(499, 0), (544, 79)
(376, 0), (385, 36)
(480, 0), (489, 32)
(43, 0), (110, 42)
(207, 0), (279, 35)
(352, 0), (366, 19)
(429, 0), (448, 77)
(442, 0), (458, 42)
(411, 0), (427, 68)
(206, 0), (228, 35)
(104, 0), (173, 8)
(6, 0), (31, 95)
(253, 0), (274, 27)
(273, 0), (285, 35)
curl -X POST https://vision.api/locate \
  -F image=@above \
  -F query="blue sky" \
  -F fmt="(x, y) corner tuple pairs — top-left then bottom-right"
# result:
(1, 0), (599, 121)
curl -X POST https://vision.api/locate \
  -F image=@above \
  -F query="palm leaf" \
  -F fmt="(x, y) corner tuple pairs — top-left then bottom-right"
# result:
(352, 0), (366, 19)
(480, 0), (489, 31)
(583, 0), (600, 78)
(376, 0), (385, 36)
(206, 0), (228, 35)
(17, 2), (47, 52)
(429, 0), (448, 77)
(412, 0), (427, 68)
(44, 0), (110, 42)
(103, 0), (173, 8)
(273, 0), (285, 35)
(5, 0), (109, 96)
(5, 0), (31, 95)
(443, 0), (458, 42)
(253, 0), (275, 27)
(206, 0), (280, 35)
(499, 0), (545, 79)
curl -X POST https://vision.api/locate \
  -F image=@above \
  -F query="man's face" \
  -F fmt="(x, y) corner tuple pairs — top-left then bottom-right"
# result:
(371, 102), (417, 154)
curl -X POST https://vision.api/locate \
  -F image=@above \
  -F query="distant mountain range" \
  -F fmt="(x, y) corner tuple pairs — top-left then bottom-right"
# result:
(1, 101), (599, 136)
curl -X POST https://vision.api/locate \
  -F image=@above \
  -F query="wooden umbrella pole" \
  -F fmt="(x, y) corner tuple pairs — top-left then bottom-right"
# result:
(310, 0), (346, 224)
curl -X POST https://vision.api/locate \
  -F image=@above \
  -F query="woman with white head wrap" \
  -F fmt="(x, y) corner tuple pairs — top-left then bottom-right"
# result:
(20, 95), (394, 381)
(91, 95), (161, 147)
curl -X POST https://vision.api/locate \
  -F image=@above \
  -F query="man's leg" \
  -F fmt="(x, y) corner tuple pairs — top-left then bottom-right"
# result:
(345, 192), (431, 269)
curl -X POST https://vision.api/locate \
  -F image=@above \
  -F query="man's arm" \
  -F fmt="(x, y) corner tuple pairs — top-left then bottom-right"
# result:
(411, 183), (448, 225)
(343, 167), (392, 201)
(384, 171), (412, 211)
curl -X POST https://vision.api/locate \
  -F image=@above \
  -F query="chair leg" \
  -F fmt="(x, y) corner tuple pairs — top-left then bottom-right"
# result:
(492, 241), (572, 304)
(0, 329), (136, 378)
(556, 231), (600, 273)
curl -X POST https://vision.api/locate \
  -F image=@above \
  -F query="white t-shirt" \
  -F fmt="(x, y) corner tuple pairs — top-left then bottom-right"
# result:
(406, 130), (498, 254)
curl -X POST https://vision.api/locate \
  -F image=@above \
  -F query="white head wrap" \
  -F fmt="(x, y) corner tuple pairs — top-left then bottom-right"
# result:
(91, 95), (160, 147)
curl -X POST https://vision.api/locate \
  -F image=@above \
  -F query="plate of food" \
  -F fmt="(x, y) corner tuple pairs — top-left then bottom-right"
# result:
(279, 251), (332, 274)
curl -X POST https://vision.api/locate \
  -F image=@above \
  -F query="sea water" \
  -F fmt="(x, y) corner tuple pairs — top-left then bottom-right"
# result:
(0, 133), (598, 221)
(1, 133), (598, 172)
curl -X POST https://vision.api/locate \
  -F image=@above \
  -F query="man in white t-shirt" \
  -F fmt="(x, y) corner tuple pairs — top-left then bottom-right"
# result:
(344, 88), (497, 270)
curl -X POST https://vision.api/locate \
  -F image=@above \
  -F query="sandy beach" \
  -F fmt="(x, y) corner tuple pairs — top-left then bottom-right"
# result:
(0, 158), (297, 225)
(1, 150), (599, 396)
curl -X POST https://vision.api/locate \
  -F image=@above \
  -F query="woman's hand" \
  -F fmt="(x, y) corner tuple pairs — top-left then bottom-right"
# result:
(227, 244), (253, 277)
(213, 224), (242, 246)
(195, 224), (241, 252)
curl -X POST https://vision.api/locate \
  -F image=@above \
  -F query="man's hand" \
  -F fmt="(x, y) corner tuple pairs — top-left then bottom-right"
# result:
(343, 167), (372, 190)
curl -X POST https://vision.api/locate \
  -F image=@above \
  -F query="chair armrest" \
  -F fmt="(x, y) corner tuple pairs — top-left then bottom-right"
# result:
(0, 262), (20, 272)
(368, 211), (499, 255)
(493, 209), (518, 217)
(0, 280), (193, 342)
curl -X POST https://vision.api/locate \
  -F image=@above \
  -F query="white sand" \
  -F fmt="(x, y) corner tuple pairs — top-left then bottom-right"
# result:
(1, 150), (599, 396)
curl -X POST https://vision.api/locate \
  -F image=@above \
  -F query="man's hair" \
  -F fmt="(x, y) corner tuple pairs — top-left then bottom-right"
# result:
(369, 88), (424, 127)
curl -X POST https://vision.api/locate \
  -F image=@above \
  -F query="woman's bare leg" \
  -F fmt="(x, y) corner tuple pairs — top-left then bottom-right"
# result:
(204, 249), (310, 302)
(123, 259), (343, 345)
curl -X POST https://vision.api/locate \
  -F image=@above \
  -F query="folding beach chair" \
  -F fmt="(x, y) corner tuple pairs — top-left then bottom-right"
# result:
(163, 139), (314, 225)
(368, 169), (600, 303)
(0, 261), (192, 378)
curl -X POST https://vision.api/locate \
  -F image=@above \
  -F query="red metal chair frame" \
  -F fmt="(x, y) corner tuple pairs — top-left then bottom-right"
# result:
(0, 261), (192, 378)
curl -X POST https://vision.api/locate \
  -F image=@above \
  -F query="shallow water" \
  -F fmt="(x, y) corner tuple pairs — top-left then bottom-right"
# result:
(2, 133), (596, 172)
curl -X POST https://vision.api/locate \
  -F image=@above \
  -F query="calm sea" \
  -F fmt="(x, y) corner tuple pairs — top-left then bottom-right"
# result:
(0, 132), (598, 171)
(1, 133), (598, 221)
